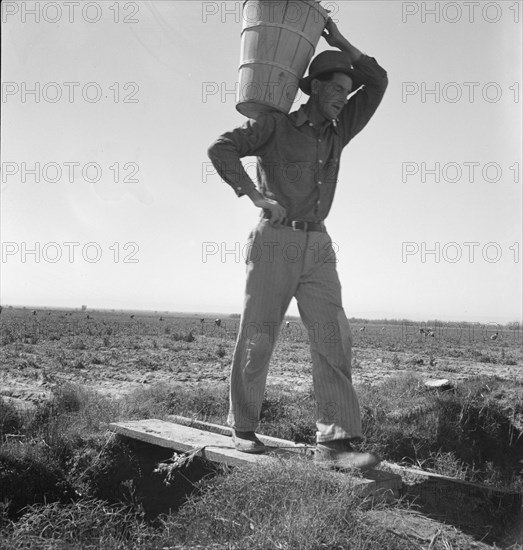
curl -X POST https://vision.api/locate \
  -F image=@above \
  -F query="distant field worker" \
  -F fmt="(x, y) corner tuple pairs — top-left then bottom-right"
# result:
(208, 19), (388, 470)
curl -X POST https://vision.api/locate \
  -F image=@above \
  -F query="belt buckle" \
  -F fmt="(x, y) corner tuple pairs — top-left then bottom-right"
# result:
(291, 220), (307, 232)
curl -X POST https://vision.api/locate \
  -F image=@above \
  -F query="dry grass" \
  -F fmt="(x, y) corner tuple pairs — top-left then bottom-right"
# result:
(358, 373), (523, 490)
(163, 457), (420, 550)
(0, 498), (154, 550)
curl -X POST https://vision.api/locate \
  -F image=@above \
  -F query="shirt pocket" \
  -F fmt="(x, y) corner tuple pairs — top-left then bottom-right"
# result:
(277, 156), (317, 199)
(323, 158), (339, 184)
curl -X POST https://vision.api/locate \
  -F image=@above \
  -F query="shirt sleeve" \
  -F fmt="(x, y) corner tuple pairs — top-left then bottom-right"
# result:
(207, 112), (279, 197)
(338, 54), (389, 147)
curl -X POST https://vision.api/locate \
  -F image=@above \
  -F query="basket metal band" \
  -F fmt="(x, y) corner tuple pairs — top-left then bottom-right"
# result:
(241, 0), (330, 26)
(239, 58), (304, 79)
(241, 21), (320, 50)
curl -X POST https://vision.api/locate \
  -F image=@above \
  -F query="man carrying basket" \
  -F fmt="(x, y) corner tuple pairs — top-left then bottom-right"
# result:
(208, 18), (388, 471)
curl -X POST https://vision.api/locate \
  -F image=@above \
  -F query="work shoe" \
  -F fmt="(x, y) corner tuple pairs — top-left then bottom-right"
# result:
(232, 430), (267, 454)
(314, 439), (381, 471)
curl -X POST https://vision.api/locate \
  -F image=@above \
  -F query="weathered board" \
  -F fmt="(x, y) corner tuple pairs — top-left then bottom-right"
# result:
(110, 419), (264, 466)
(382, 461), (522, 513)
(109, 418), (402, 498)
(167, 414), (311, 450)
(167, 415), (519, 506)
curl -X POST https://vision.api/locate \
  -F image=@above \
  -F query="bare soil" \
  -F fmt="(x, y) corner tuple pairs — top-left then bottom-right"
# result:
(1, 309), (521, 407)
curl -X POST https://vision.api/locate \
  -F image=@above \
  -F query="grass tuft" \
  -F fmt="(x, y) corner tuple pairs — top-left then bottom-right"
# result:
(0, 399), (25, 440)
(0, 498), (155, 550)
(359, 374), (523, 488)
(167, 457), (417, 550)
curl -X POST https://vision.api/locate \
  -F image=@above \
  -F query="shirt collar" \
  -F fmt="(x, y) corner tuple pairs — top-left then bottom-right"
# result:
(291, 105), (340, 133)
(292, 106), (310, 127)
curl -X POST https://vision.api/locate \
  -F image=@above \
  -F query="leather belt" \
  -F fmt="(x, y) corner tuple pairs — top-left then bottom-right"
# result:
(263, 212), (325, 232)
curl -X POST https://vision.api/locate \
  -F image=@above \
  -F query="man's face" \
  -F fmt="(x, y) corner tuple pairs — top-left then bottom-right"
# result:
(315, 72), (353, 120)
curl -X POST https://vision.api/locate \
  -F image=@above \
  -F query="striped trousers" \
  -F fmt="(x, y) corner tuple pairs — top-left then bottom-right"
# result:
(227, 218), (361, 443)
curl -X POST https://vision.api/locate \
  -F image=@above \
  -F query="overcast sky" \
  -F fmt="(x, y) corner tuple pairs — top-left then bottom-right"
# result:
(1, 0), (522, 324)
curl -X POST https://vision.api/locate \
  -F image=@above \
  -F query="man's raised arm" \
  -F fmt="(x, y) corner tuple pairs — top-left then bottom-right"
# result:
(323, 19), (389, 145)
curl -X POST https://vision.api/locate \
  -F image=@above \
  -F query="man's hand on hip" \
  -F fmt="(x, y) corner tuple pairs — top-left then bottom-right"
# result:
(247, 189), (287, 226)
(256, 198), (287, 226)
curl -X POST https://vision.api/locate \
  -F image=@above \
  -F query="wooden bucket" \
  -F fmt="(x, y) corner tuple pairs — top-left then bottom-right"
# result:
(236, 0), (329, 119)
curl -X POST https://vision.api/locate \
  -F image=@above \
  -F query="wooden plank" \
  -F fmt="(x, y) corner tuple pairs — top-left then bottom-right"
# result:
(110, 419), (261, 467)
(168, 415), (519, 505)
(166, 415), (402, 498)
(167, 414), (311, 452)
(381, 461), (522, 508)
(109, 419), (400, 498)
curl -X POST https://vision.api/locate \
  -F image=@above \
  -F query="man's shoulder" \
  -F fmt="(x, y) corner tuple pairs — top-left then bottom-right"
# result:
(254, 109), (290, 124)
(263, 106), (308, 128)
(237, 109), (294, 133)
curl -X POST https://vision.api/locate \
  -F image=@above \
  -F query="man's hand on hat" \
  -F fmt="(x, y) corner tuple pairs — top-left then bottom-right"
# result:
(321, 19), (362, 63)
(322, 19), (344, 49)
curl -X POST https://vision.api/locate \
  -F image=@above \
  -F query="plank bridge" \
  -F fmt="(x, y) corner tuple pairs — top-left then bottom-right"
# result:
(109, 415), (402, 499)
(109, 414), (522, 520)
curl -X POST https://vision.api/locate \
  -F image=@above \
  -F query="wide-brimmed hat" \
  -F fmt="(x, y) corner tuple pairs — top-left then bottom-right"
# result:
(299, 50), (364, 95)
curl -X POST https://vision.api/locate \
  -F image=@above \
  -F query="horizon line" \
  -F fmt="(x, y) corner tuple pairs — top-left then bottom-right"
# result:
(2, 304), (521, 327)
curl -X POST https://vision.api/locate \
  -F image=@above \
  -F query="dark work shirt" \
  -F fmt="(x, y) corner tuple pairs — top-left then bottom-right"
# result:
(207, 54), (388, 222)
